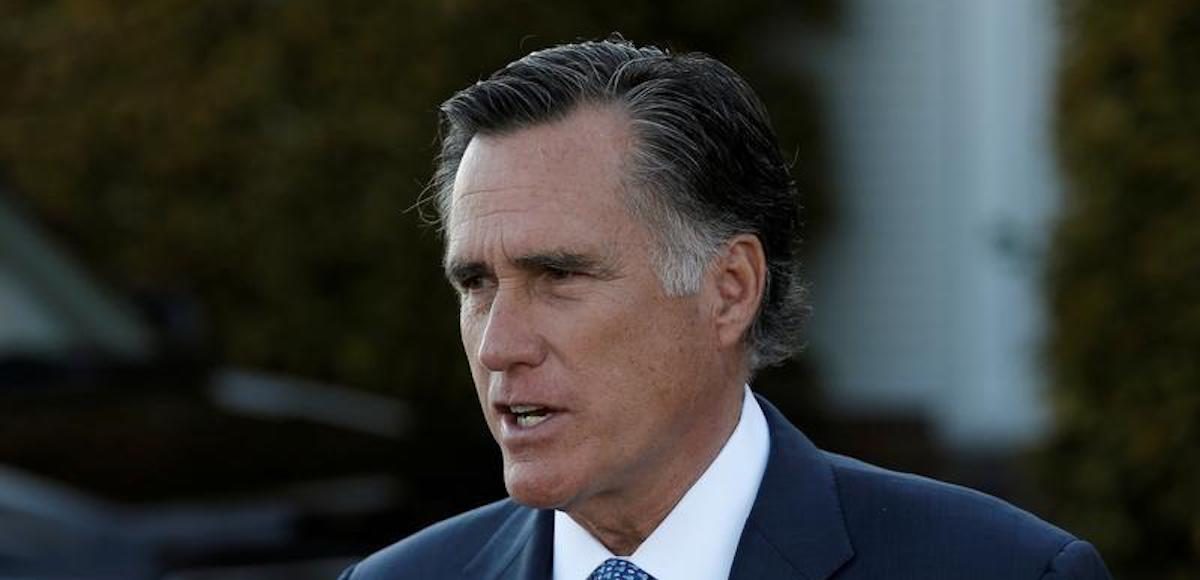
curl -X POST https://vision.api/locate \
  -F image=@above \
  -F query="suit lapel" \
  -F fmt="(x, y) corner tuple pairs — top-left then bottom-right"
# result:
(728, 396), (854, 580)
(464, 505), (554, 580)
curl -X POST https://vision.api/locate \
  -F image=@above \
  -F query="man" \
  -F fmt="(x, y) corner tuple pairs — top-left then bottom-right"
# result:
(340, 38), (1110, 580)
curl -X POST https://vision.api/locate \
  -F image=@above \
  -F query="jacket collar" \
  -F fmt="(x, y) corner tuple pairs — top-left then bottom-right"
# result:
(728, 396), (854, 580)
(464, 395), (853, 580)
(464, 506), (553, 580)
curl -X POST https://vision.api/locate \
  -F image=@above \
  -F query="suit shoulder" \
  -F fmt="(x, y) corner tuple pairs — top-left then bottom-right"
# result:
(344, 499), (522, 580)
(825, 452), (1091, 578)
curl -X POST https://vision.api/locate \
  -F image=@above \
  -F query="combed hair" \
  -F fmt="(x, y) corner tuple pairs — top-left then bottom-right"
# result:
(432, 36), (807, 370)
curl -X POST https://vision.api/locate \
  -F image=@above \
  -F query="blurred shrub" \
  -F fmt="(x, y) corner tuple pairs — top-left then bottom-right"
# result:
(0, 0), (830, 401)
(1042, 0), (1200, 578)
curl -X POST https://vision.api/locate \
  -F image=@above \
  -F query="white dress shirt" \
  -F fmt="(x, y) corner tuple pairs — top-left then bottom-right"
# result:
(553, 385), (770, 580)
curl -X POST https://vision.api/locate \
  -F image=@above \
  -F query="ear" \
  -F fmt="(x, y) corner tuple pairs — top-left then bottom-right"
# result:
(709, 234), (767, 350)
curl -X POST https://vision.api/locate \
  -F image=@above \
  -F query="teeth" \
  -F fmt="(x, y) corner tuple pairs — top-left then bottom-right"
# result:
(506, 404), (552, 428)
(516, 413), (550, 428)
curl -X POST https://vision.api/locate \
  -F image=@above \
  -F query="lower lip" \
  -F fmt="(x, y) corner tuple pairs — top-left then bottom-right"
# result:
(498, 411), (566, 445)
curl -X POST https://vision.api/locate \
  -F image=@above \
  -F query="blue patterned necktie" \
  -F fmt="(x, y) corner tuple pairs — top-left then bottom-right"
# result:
(587, 558), (657, 580)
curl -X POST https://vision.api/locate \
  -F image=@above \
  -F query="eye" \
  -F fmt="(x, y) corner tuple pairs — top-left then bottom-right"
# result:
(545, 267), (576, 281)
(455, 274), (495, 295)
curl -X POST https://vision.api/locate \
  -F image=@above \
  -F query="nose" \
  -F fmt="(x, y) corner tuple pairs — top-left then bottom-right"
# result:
(476, 286), (546, 372)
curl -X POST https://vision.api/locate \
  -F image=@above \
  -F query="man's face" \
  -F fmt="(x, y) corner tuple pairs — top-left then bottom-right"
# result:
(444, 106), (727, 512)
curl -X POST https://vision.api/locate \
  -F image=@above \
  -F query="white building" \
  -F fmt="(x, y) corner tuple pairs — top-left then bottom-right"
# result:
(786, 0), (1061, 452)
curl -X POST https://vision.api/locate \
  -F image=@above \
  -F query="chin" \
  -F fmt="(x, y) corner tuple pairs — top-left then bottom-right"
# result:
(503, 463), (580, 509)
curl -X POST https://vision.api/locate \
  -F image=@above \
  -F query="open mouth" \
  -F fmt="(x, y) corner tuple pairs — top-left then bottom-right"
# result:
(507, 404), (552, 428)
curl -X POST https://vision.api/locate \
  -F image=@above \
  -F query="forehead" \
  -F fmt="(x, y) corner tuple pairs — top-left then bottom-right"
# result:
(445, 107), (641, 259)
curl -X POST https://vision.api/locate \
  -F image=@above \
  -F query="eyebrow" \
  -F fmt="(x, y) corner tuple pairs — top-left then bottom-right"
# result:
(444, 250), (617, 286)
(514, 251), (614, 276)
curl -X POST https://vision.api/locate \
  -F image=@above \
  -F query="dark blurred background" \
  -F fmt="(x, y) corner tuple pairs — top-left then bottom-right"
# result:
(0, 1), (1195, 579)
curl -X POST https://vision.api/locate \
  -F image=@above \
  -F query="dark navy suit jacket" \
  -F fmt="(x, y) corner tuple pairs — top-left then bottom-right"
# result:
(340, 397), (1111, 579)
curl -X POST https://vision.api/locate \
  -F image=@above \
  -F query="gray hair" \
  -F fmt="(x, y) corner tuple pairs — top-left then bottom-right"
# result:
(432, 37), (807, 370)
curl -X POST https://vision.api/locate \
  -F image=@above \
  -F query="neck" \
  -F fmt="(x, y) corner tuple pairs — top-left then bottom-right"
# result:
(565, 381), (745, 555)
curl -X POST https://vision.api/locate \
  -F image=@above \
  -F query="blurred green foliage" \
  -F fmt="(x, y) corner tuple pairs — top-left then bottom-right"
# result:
(1043, 0), (1200, 577)
(0, 0), (830, 398)
(0, 0), (833, 515)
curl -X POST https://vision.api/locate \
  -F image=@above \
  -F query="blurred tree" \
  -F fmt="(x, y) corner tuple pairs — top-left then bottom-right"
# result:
(1043, 0), (1200, 578)
(0, 0), (831, 393)
(0, 0), (835, 524)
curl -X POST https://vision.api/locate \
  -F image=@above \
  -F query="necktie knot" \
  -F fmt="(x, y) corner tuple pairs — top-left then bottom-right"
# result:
(587, 557), (656, 580)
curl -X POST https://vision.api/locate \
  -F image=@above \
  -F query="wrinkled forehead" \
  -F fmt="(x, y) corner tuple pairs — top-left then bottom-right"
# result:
(445, 106), (636, 220)
(442, 106), (646, 260)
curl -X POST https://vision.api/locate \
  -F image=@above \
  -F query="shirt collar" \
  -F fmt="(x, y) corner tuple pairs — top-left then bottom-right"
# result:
(553, 385), (770, 580)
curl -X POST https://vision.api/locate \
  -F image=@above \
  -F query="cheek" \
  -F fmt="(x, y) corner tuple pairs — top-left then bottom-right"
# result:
(612, 304), (709, 399)
(461, 316), (500, 439)
(561, 305), (681, 402)
(459, 314), (492, 395)
(613, 304), (699, 368)
(459, 310), (483, 360)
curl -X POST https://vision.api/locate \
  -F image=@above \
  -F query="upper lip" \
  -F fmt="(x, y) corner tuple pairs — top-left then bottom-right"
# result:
(508, 404), (546, 414)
